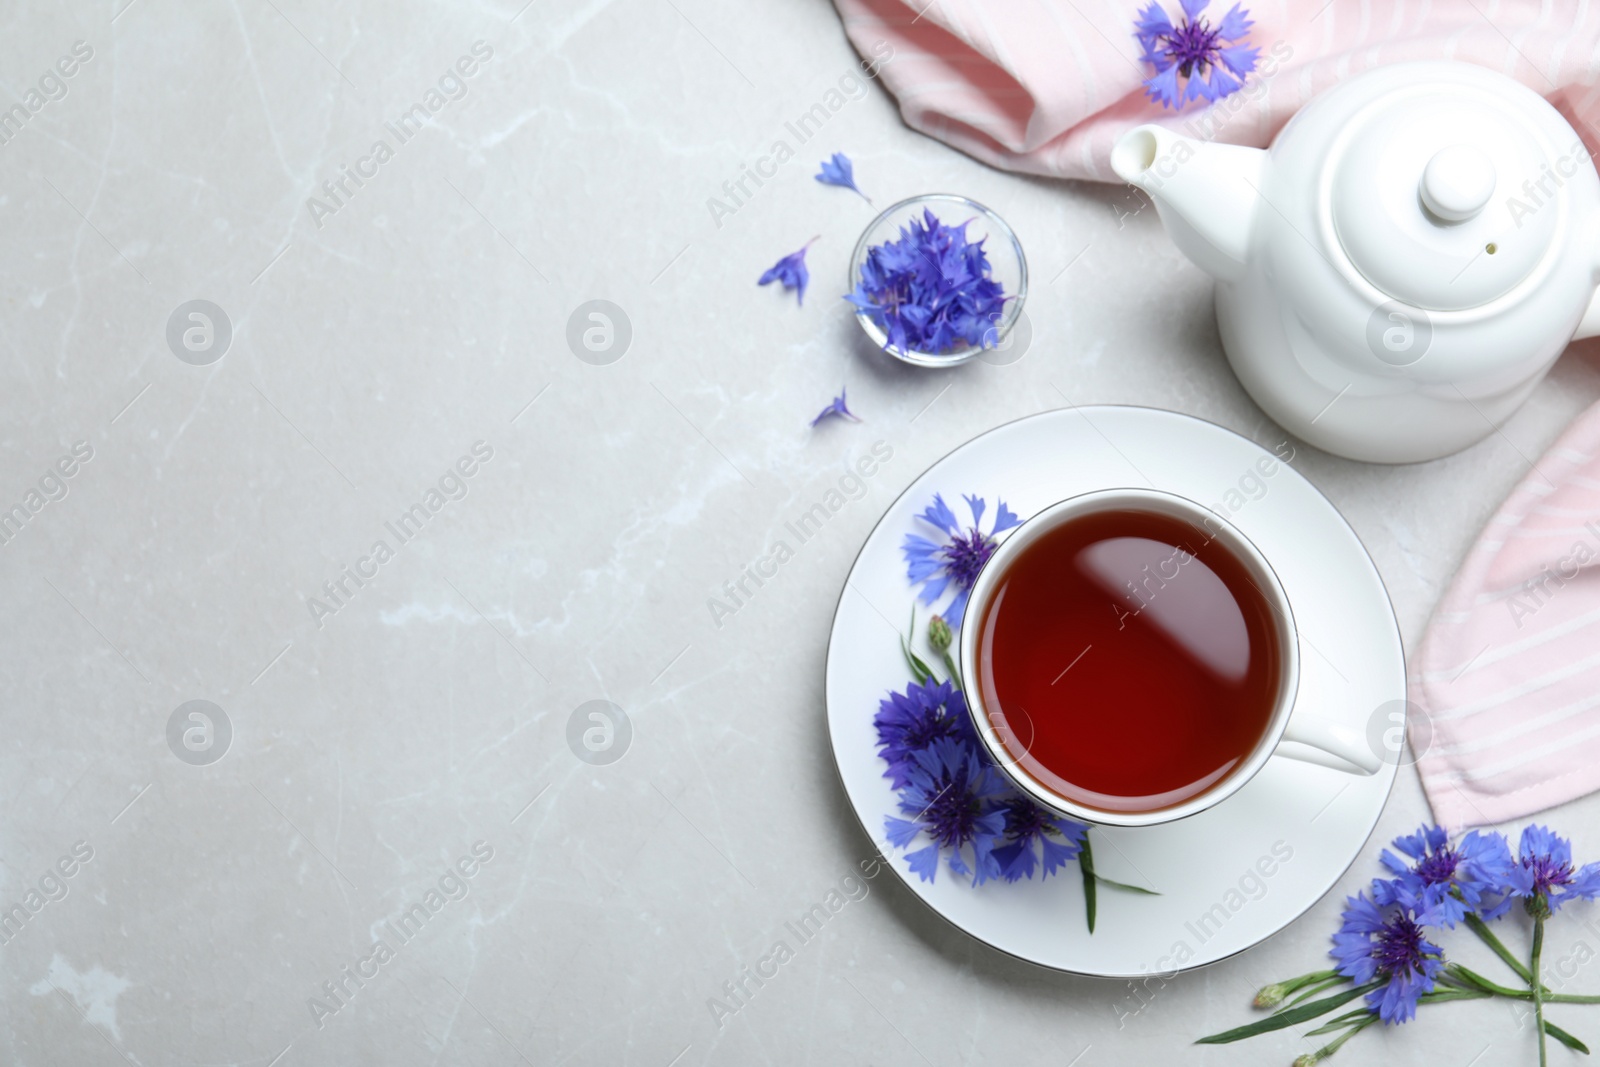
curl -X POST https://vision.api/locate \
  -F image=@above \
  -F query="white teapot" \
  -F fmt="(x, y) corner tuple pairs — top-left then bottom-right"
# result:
(1111, 61), (1600, 464)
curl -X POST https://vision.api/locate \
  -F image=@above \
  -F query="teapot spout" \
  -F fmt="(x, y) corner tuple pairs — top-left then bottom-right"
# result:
(1110, 124), (1266, 283)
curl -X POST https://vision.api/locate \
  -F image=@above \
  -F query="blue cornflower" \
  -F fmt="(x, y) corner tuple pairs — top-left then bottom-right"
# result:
(873, 678), (977, 790)
(989, 794), (1087, 882)
(1330, 883), (1447, 1025)
(1377, 825), (1515, 926)
(759, 237), (817, 305)
(845, 208), (1009, 355)
(1134, 0), (1259, 110)
(810, 386), (862, 428)
(884, 737), (1006, 886)
(815, 152), (871, 203)
(1504, 825), (1600, 918)
(901, 492), (1020, 629)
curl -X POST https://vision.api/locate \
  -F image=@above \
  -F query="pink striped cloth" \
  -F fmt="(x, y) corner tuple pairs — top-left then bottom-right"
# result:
(1412, 404), (1600, 830)
(832, 0), (1600, 183)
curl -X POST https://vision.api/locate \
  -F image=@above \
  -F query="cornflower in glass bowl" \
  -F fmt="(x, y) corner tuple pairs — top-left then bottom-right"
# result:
(846, 194), (1026, 367)
(901, 492), (1019, 630)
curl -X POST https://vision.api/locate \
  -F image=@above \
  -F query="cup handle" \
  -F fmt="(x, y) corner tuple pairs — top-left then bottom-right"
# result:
(1276, 707), (1382, 775)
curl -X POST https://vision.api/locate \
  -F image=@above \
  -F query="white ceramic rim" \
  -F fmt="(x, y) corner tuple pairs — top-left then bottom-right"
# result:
(959, 487), (1302, 828)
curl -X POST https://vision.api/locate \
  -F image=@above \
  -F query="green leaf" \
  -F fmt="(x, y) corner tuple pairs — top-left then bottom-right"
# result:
(900, 636), (931, 685)
(1303, 1007), (1372, 1036)
(1094, 874), (1159, 895)
(1282, 977), (1351, 1012)
(1080, 834), (1097, 934)
(1259, 968), (1340, 1009)
(1072, 833), (1156, 897)
(1443, 963), (1550, 1002)
(1195, 983), (1380, 1045)
(901, 638), (936, 684)
(1447, 964), (1510, 996)
(1547, 1021), (1591, 1055)
(1464, 912), (1537, 986)
(902, 607), (937, 684)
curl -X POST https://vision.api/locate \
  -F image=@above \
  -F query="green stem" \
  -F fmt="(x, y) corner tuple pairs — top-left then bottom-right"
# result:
(1079, 833), (1096, 935)
(1286, 969), (1340, 990)
(1447, 963), (1538, 1000)
(1377, 967), (1600, 1007)
(1439, 961), (1600, 1005)
(1196, 982), (1382, 1044)
(1256, 969), (1340, 1011)
(1466, 912), (1537, 986)
(1314, 1014), (1377, 1060)
(1534, 914), (1548, 1067)
(1438, 989), (1600, 1005)
(1304, 1007), (1374, 1036)
(940, 651), (962, 690)
(1420, 988), (1492, 1005)
(1282, 976), (1348, 1010)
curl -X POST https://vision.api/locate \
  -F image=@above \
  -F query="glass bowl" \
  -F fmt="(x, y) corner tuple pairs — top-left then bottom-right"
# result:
(847, 193), (1028, 368)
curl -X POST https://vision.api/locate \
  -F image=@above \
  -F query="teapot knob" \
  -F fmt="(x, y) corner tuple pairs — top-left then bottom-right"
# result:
(1420, 144), (1497, 222)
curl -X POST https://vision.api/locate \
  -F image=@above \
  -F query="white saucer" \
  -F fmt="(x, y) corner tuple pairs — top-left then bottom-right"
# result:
(824, 406), (1403, 978)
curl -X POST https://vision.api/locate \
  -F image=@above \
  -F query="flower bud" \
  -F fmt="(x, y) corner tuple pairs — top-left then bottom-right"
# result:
(1292, 1055), (1321, 1067)
(928, 615), (953, 652)
(1253, 982), (1287, 1009)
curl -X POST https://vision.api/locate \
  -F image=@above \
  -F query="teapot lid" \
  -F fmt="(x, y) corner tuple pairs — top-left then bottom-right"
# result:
(1330, 86), (1564, 312)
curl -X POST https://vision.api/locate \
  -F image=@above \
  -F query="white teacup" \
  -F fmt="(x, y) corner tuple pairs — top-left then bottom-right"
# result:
(959, 488), (1378, 829)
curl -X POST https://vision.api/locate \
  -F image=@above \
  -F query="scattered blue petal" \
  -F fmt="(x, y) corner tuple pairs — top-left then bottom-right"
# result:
(759, 237), (817, 305)
(814, 152), (871, 203)
(810, 386), (862, 427)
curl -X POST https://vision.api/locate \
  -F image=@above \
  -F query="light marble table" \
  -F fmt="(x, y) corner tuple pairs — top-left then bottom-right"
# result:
(4, 2), (1600, 1065)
